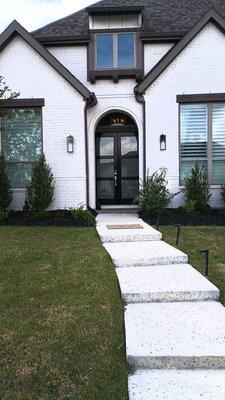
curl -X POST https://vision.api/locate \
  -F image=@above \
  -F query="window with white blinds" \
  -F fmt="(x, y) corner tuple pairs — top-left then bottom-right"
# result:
(180, 103), (225, 185)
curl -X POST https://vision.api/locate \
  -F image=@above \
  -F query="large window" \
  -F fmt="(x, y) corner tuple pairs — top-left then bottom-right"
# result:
(180, 103), (225, 185)
(2, 108), (42, 188)
(96, 33), (135, 69)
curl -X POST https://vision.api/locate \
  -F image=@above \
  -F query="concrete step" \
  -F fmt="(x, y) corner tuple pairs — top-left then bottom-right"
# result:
(125, 302), (225, 369)
(117, 264), (220, 303)
(104, 240), (188, 267)
(128, 369), (225, 400)
(97, 219), (161, 243)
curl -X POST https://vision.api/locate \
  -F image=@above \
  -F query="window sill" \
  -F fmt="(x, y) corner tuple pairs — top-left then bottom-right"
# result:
(89, 69), (143, 83)
(179, 184), (223, 189)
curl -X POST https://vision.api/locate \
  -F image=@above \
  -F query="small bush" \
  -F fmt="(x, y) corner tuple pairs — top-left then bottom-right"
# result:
(26, 154), (54, 212)
(35, 211), (52, 221)
(70, 204), (96, 227)
(0, 155), (12, 212)
(0, 210), (9, 222)
(221, 185), (225, 205)
(182, 199), (197, 214)
(183, 161), (212, 212)
(136, 168), (172, 217)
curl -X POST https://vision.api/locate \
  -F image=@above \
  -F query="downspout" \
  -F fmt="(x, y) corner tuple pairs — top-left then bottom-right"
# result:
(84, 92), (97, 209)
(134, 89), (146, 180)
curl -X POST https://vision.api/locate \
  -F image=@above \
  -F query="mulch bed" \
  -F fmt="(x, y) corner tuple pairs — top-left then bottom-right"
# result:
(0, 210), (96, 227)
(141, 208), (225, 226)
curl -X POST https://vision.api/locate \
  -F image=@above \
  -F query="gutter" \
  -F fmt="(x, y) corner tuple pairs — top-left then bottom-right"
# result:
(134, 88), (146, 181)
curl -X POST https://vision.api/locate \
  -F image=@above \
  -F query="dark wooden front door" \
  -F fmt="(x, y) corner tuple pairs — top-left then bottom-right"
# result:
(96, 131), (139, 205)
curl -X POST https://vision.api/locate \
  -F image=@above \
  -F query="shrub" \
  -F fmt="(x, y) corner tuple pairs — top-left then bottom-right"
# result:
(221, 185), (225, 205)
(26, 154), (54, 212)
(0, 210), (9, 222)
(183, 161), (212, 212)
(70, 204), (96, 227)
(181, 199), (197, 214)
(136, 168), (172, 217)
(35, 211), (52, 221)
(0, 155), (12, 212)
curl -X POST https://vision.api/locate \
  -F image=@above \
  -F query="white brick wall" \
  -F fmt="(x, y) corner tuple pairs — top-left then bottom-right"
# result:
(144, 43), (174, 74)
(145, 22), (225, 208)
(0, 35), (87, 210)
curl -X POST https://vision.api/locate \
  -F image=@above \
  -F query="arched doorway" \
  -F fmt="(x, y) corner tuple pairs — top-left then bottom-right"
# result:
(95, 111), (139, 206)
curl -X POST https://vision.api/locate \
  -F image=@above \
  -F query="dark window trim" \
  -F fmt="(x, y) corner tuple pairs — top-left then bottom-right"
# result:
(177, 93), (225, 104)
(179, 101), (225, 186)
(0, 98), (45, 108)
(88, 31), (143, 83)
(90, 28), (141, 33)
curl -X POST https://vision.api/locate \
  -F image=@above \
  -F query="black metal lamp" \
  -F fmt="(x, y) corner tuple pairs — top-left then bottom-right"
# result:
(160, 134), (166, 151)
(67, 135), (74, 153)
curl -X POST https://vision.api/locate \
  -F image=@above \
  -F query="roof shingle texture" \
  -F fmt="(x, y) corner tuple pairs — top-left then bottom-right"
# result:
(33, 0), (225, 38)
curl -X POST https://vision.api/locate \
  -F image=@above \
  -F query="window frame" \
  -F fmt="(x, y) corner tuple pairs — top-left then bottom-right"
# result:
(95, 32), (136, 70)
(179, 101), (225, 186)
(0, 104), (43, 189)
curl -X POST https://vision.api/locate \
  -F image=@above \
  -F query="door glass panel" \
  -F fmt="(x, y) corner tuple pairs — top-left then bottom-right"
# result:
(121, 180), (139, 199)
(121, 158), (138, 177)
(97, 159), (114, 178)
(97, 180), (114, 199)
(99, 137), (114, 156)
(121, 136), (138, 156)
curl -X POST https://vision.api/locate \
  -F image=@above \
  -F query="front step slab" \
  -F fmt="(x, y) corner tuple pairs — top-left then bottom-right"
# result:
(128, 369), (225, 400)
(125, 302), (225, 369)
(97, 218), (162, 243)
(104, 240), (188, 267)
(117, 264), (220, 303)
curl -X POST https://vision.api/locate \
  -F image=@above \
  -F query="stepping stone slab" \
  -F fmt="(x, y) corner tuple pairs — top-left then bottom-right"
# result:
(116, 264), (220, 303)
(125, 301), (225, 369)
(128, 369), (225, 400)
(97, 219), (161, 243)
(104, 241), (188, 267)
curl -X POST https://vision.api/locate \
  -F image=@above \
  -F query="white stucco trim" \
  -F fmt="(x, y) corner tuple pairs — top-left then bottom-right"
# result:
(87, 104), (144, 209)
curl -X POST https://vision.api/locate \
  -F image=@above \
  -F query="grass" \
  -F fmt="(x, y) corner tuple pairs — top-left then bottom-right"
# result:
(0, 227), (128, 400)
(160, 226), (225, 305)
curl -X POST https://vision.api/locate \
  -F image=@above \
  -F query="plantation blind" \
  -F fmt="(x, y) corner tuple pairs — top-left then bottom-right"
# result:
(180, 104), (207, 184)
(212, 104), (225, 184)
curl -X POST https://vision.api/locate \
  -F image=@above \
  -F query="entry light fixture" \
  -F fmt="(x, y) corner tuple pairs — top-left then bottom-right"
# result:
(160, 134), (166, 151)
(67, 135), (74, 153)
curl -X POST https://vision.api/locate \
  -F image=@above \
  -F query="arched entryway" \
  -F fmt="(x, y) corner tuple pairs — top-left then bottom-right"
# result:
(95, 111), (139, 206)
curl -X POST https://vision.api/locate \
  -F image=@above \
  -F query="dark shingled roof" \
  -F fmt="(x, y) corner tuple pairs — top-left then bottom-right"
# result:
(33, 0), (225, 39)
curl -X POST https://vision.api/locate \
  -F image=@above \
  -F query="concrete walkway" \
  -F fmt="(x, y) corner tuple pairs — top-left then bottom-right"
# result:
(96, 213), (225, 399)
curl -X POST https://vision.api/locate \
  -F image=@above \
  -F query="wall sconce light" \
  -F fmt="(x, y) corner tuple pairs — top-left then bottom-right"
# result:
(160, 134), (166, 151)
(67, 135), (74, 153)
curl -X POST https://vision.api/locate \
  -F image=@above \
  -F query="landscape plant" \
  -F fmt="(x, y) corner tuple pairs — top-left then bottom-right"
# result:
(136, 168), (173, 217)
(183, 160), (212, 212)
(0, 155), (12, 215)
(221, 185), (225, 205)
(70, 204), (96, 226)
(26, 154), (54, 212)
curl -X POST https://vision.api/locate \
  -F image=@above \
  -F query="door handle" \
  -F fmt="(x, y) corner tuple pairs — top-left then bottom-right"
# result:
(114, 170), (117, 186)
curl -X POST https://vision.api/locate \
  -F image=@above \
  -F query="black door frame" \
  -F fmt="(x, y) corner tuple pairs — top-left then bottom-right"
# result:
(96, 124), (139, 206)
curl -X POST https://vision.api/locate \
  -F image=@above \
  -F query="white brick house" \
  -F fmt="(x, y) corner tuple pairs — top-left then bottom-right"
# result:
(1, 1), (225, 210)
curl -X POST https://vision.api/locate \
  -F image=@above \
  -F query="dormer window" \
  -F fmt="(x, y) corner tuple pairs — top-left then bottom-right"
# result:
(87, 5), (144, 83)
(96, 33), (135, 69)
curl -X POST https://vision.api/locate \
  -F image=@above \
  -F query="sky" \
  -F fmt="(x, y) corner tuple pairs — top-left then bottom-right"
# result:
(0, 0), (97, 33)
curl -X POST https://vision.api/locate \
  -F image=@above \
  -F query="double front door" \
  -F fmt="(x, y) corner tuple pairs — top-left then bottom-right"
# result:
(96, 131), (139, 205)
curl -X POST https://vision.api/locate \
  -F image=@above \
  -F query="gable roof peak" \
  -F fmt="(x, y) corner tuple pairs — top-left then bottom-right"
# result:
(135, 7), (225, 95)
(0, 19), (97, 106)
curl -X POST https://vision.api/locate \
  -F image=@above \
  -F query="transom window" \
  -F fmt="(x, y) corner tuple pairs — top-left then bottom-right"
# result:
(1, 108), (42, 188)
(180, 103), (225, 185)
(96, 33), (135, 69)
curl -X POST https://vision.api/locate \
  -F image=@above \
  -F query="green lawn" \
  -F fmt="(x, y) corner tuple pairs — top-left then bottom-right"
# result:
(0, 227), (128, 400)
(160, 226), (225, 305)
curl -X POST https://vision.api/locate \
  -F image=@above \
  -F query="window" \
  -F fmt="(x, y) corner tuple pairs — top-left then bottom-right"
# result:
(1, 108), (42, 188)
(180, 103), (225, 185)
(96, 33), (135, 69)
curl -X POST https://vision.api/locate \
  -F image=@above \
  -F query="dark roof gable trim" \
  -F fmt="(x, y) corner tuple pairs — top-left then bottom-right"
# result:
(135, 8), (225, 95)
(0, 20), (97, 107)
(87, 6), (144, 15)
(177, 93), (225, 103)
